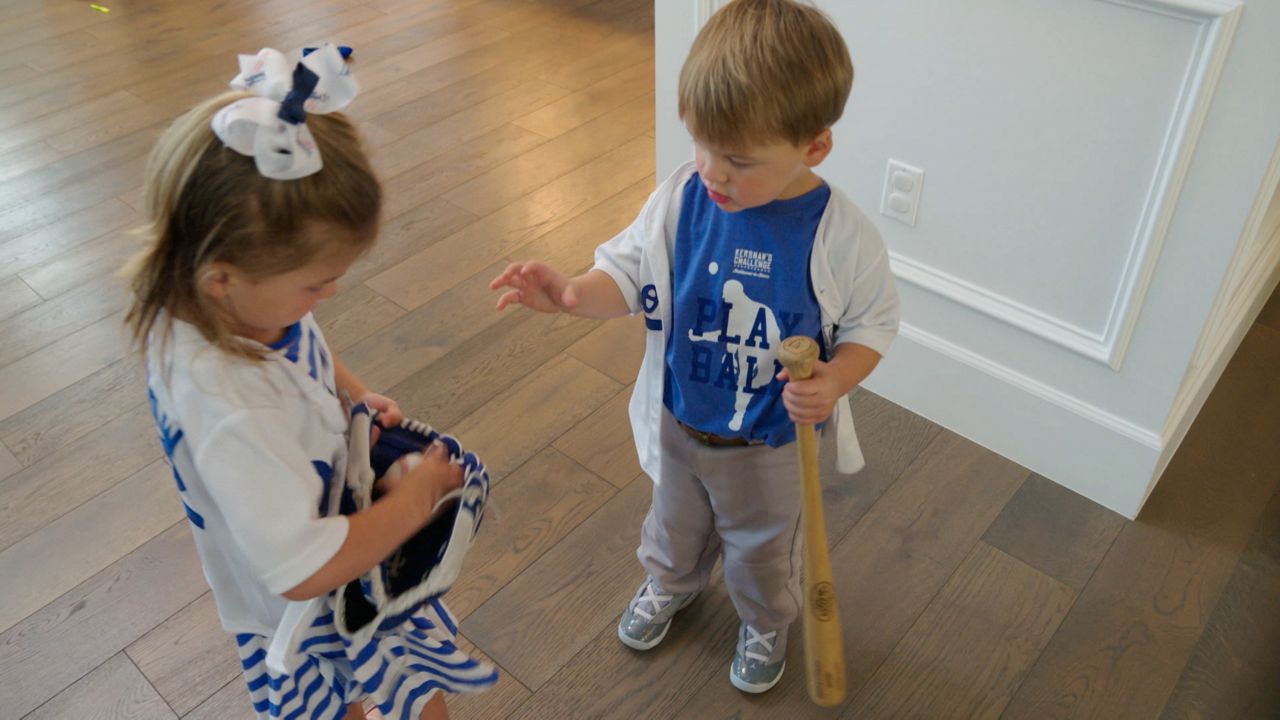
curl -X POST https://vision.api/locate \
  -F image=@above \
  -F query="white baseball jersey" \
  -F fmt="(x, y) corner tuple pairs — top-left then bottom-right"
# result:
(146, 314), (350, 636)
(594, 161), (901, 479)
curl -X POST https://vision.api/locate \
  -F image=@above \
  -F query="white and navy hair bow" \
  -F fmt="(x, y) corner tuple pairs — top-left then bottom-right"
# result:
(211, 44), (357, 180)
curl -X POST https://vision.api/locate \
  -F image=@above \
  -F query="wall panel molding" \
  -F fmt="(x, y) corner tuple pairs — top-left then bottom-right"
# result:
(898, 322), (1161, 449)
(892, 0), (1243, 370)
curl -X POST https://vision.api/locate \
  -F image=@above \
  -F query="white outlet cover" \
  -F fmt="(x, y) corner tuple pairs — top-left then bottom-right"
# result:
(880, 159), (924, 227)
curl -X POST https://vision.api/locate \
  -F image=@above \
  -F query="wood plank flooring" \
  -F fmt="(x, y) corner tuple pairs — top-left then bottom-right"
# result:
(1, 2), (1277, 718)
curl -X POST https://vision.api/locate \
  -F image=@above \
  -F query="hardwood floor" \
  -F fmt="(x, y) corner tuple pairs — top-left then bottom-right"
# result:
(1, 2), (1277, 718)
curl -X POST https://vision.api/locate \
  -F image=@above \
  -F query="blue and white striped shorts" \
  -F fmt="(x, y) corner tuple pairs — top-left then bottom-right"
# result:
(235, 598), (497, 720)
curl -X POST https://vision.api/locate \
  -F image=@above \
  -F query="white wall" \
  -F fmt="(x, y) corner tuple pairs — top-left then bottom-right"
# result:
(655, 0), (1280, 517)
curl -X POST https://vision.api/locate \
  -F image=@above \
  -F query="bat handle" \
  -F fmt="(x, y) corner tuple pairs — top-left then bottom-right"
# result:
(777, 336), (820, 386)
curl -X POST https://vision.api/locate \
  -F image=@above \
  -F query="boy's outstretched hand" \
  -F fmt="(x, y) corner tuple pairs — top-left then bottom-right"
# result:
(490, 261), (579, 313)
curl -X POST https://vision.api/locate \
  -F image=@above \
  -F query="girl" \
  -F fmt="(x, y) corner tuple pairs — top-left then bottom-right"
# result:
(126, 46), (492, 720)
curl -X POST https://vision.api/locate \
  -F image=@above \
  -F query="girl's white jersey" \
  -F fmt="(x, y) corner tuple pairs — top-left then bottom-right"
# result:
(146, 314), (350, 636)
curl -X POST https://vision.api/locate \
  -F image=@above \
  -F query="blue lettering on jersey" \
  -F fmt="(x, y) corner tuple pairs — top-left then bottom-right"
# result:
(642, 283), (661, 330)
(313, 460), (334, 516)
(148, 386), (204, 529)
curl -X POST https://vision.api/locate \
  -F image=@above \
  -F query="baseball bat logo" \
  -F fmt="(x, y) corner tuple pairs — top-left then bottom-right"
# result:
(812, 581), (835, 621)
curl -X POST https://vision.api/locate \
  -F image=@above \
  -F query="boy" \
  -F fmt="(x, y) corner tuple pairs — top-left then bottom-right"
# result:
(489, 0), (898, 693)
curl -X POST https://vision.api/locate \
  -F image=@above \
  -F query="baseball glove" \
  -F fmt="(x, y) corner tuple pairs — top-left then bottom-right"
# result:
(334, 403), (489, 641)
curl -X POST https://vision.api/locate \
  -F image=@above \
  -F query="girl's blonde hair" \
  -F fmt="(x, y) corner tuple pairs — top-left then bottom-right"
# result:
(679, 0), (853, 149)
(124, 91), (382, 359)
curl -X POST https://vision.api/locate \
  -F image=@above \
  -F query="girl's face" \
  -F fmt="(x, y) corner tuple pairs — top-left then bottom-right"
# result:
(204, 226), (367, 346)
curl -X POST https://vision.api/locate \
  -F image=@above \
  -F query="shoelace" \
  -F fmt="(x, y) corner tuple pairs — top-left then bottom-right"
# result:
(743, 625), (777, 663)
(632, 581), (674, 621)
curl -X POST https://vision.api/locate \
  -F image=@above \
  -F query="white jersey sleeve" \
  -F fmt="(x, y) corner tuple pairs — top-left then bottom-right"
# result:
(822, 191), (901, 356)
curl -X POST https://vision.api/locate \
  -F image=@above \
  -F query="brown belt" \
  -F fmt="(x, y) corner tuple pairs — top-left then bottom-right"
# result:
(676, 420), (761, 447)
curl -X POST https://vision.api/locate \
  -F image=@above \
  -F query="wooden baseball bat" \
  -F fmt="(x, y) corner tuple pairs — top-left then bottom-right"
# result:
(777, 335), (846, 707)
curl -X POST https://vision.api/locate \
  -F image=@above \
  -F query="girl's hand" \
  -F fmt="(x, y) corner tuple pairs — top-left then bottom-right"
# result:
(360, 393), (402, 443)
(776, 360), (844, 425)
(490, 261), (579, 313)
(379, 443), (464, 523)
(360, 392), (403, 428)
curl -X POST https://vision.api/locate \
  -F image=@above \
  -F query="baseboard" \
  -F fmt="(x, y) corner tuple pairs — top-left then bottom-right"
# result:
(863, 324), (1161, 519)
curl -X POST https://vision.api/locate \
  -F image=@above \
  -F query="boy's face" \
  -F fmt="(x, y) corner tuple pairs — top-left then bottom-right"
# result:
(692, 130), (832, 212)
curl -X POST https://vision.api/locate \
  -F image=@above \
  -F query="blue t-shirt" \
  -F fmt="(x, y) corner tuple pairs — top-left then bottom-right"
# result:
(663, 173), (828, 447)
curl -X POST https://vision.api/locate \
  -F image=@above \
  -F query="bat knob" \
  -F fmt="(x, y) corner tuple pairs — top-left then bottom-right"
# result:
(778, 336), (819, 381)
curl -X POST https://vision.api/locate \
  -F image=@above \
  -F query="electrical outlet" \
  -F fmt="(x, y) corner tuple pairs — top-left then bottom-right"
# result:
(880, 159), (924, 227)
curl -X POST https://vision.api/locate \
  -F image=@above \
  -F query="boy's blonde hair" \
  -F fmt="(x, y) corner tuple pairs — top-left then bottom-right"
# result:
(679, 0), (853, 149)
(125, 91), (382, 359)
